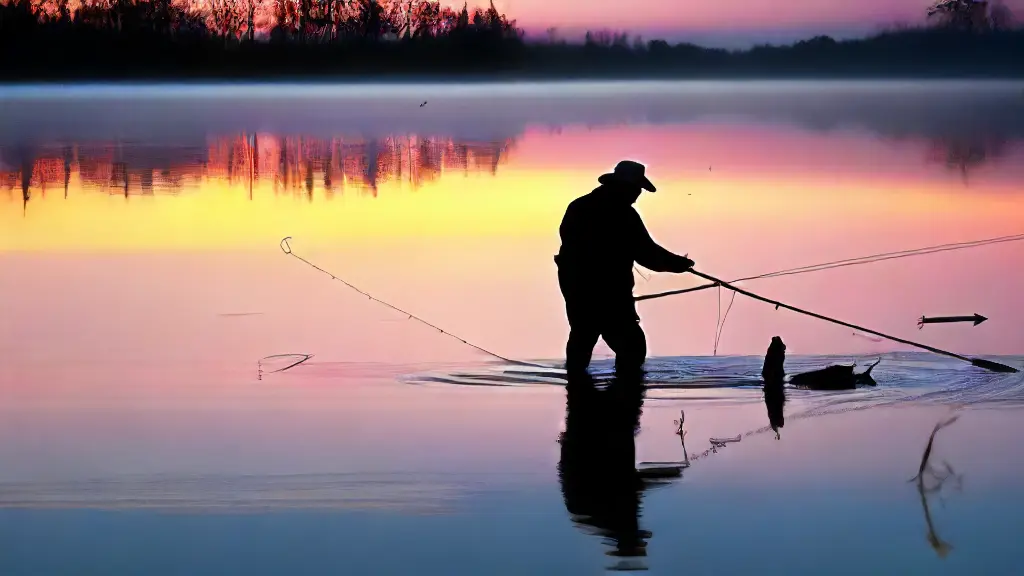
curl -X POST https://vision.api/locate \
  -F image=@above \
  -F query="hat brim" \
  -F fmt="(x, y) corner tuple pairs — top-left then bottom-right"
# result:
(598, 173), (656, 192)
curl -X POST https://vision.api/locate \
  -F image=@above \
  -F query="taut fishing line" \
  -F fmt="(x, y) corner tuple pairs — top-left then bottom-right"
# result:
(636, 231), (1024, 303)
(279, 237), (545, 368)
(643, 232), (1024, 361)
(735, 232), (1024, 283)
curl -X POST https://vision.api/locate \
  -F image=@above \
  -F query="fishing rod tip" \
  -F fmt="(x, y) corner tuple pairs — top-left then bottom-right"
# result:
(280, 237), (293, 254)
(970, 357), (1020, 373)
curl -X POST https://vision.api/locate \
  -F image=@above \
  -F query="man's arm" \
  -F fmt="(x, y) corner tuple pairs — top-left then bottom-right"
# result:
(630, 209), (694, 273)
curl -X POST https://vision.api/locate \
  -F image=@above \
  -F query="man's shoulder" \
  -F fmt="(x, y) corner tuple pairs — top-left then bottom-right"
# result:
(564, 191), (597, 215)
(569, 189), (598, 204)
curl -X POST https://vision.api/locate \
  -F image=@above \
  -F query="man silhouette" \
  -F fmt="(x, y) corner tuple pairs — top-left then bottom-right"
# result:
(555, 160), (694, 375)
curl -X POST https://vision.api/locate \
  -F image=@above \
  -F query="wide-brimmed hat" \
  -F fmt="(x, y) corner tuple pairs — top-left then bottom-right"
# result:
(597, 160), (656, 192)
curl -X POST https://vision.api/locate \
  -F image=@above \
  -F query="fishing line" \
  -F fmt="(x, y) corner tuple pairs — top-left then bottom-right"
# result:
(713, 285), (721, 354)
(735, 232), (1024, 283)
(713, 289), (737, 356)
(279, 237), (545, 368)
(636, 231), (1024, 303)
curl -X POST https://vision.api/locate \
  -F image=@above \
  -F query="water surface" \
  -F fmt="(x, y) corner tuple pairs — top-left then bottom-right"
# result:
(2, 80), (1023, 574)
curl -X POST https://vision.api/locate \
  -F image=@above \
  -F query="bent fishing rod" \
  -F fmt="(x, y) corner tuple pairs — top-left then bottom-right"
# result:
(677, 269), (1018, 374)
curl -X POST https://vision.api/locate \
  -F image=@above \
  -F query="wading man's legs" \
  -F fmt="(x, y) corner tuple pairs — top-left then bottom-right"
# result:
(566, 322), (601, 375)
(601, 319), (647, 375)
(563, 301), (647, 374)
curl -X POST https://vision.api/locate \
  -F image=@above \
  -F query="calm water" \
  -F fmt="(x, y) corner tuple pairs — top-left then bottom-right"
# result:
(2, 81), (1024, 574)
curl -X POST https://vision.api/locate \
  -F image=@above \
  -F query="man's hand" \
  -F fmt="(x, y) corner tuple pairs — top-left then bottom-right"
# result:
(673, 256), (695, 274)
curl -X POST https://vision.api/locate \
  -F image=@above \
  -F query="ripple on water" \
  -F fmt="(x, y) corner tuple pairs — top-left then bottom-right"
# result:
(398, 353), (1024, 414)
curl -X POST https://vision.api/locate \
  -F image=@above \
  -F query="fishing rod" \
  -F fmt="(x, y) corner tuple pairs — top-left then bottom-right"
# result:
(684, 269), (1019, 374)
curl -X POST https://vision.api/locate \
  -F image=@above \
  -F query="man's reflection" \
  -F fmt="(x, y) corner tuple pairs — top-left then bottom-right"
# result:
(558, 372), (651, 559)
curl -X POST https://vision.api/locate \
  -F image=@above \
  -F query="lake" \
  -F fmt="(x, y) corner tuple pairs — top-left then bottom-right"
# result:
(2, 80), (1024, 575)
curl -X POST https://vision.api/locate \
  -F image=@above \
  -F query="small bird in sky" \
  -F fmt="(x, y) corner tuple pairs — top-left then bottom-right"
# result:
(419, 101), (428, 107)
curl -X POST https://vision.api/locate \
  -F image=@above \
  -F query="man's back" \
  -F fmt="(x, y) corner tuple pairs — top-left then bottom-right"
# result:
(556, 186), (642, 292)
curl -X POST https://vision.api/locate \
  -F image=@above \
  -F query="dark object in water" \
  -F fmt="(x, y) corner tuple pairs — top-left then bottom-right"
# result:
(761, 335), (879, 390)
(764, 380), (786, 439)
(761, 338), (788, 438)
(762, 336), (787, 384)
(789, 359), (881, 391)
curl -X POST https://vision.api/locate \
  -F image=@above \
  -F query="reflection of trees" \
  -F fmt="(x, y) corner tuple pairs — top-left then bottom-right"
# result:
(926, 136), (1009, 183)
(208, 133), (515, 197)
(1, 133), (515, 211)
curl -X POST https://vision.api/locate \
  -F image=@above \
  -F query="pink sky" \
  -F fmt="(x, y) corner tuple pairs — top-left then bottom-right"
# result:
(480, 0), (1022, 47)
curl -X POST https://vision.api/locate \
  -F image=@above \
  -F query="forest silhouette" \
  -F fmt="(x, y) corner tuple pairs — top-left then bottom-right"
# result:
(1, 0), (1022, 78)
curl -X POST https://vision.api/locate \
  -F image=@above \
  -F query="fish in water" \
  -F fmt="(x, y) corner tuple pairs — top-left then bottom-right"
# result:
(789, 359), (881, 391)
(762, 335), (880, 391)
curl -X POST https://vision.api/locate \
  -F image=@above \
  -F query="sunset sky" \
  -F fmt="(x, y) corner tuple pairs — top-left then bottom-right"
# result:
(481, 0), (1022, 47)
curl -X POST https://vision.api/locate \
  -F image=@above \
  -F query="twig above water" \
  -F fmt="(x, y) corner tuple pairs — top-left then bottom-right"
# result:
(257, 353), (314, 380)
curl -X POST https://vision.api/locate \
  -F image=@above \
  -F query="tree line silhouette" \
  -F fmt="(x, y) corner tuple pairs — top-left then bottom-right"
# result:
(0, 0), (1021, 78)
